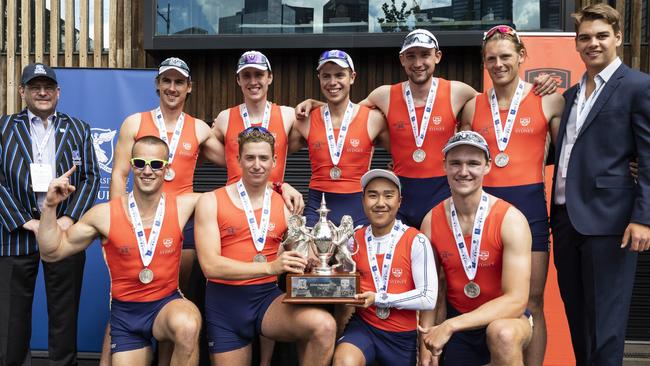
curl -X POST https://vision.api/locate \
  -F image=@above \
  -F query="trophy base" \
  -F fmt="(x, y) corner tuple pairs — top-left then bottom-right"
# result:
(283, 273), (364, 304)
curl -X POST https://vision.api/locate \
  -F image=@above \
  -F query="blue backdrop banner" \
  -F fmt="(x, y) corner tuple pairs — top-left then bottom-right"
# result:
(30, 68), (159, 352)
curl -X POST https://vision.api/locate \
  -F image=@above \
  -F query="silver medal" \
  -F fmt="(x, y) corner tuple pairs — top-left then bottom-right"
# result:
(464, 281), (481, 298)
(329, 166), (342, 180)
(412, 148), (426, 163)
(164, 167), (175, 181)
(494, 152), (509, 168)
(253, 253), (267, 263)
(139, 268), (154, 284)
(376, 306), (390, 320)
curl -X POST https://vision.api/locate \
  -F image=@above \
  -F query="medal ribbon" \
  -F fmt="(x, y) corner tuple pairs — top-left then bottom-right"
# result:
(32, 116), (56, 163)
(127, 192), (166, 268)
(489, 79), (525, 153)
(153, 107), (185, 165)
(365, 220), (407, 293)
(240, 101), (272, 129)
(403, 79), (438, 149)
(449, 191), (489, 282)
(237, 179), (272, 253)
(322, 101), (354, 167)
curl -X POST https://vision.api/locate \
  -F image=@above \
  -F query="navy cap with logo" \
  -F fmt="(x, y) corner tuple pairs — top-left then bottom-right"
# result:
(21, 63), (57, 85)
(158, 57), (191, 79)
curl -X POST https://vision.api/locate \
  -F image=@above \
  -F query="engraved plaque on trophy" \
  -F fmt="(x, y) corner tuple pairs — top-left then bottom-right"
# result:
(283, 195), (363, 304)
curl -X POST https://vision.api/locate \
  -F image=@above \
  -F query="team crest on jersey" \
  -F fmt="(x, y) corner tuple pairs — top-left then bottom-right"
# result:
(268, 222), (276, 232)
(396, 121), (405, 130)
(226, 227), (236, 236)
(163, 238), (174, 248)
(519, 117), (531, 127)
(432, 116), (442, 125)
(439, 250), (453, 262)
(91, 128), (117, 173)
(479, 250), (490, 261)
(349, 138), (360, 148)
(183, 142), (192, 150)
(312, 141), (322, 150)
(391, 268), (403, 278)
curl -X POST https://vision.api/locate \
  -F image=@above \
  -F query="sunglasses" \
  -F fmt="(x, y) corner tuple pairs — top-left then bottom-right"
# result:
(402, 32), (439, 50)
(239, 125), (272, 137)
(449, 131), (488, 146)
(319, 50), (351, 63)
(130, 158), (168, 170)
(483, 25), (521, 43)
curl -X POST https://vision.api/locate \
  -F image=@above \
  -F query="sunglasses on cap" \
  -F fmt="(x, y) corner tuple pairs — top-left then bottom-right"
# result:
(319, 50), (350, 63)
(130, 158), (168, 170)
(483, 25), (521, 43)
(402, 32), (439, 50)
(240, 125), (272, 136)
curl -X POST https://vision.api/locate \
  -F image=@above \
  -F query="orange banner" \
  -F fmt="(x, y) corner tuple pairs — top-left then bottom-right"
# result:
(482, 34), (584, 366)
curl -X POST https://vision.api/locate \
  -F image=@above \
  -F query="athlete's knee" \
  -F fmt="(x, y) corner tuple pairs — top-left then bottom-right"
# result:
(332, 347), (361, 366)
(169, 310), (201, 349)
(306, 310), (336, 344)
(486, 320), (521, 356)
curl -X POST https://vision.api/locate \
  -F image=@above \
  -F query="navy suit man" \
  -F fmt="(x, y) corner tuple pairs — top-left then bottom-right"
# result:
(0, 63), (100, 365)
(551, 4), (650, 366)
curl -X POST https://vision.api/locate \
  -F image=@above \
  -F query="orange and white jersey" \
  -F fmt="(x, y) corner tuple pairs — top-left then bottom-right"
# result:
(353, 223), (437, 332)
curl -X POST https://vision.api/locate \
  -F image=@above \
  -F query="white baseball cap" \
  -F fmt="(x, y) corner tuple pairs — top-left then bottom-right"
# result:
(317, 50), (355, 72)
(236, 51), (272, 74)
(158, 57), (190, 78)
(400, 29), (439, 54)
(361, 169), (401, 193)
(442, 131), (491, 160)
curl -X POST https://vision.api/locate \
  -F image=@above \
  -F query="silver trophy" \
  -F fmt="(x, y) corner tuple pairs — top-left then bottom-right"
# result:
(283, 194), (361, 304)
(311, 194), (355, 274)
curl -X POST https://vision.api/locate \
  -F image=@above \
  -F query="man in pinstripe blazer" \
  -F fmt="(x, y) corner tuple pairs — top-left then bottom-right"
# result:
(0, 63), (100, 366)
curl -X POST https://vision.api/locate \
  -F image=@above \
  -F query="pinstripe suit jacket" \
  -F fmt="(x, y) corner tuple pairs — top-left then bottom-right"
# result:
(0, 109), (100, 256)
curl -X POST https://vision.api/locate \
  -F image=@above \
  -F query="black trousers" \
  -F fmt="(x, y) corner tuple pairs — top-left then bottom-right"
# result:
(552, 205), (637, 366)
(0, 251), (85, 366)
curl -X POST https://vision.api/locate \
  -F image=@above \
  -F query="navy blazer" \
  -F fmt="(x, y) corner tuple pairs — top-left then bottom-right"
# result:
(551, 63), (650, 236)
(0, 109), (100, 256)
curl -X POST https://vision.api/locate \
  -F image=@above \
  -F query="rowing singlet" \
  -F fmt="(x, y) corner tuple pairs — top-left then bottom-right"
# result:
(429, 199), (511, 314)
(210, 187), (287, 286)
(104, 194), (182, 302)
(386, 79), (457, 178)
(308, 105), (373, 193)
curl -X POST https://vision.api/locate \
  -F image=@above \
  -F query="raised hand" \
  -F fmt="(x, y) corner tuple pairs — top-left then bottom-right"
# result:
(44, 166), (77, 208)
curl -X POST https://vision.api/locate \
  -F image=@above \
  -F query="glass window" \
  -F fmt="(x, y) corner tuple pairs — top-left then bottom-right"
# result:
(154, 0), (563, 36)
